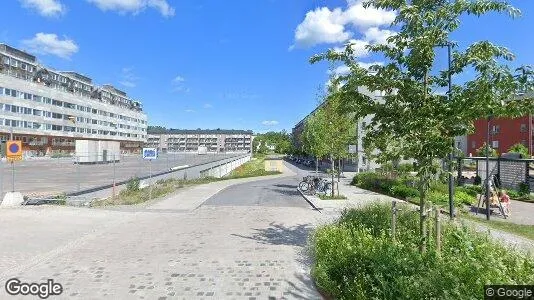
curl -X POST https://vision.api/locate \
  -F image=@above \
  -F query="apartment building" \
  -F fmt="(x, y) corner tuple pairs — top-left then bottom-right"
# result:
(146, 129), (253, 153)
(0, 43), (148, 155)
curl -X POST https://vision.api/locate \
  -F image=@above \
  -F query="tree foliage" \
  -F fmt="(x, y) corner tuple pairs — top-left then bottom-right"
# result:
(507, 143), (529, 158)
(253, 131), (293, 154)
(476, 142), (498, 157)
(311, 0), (534, 251)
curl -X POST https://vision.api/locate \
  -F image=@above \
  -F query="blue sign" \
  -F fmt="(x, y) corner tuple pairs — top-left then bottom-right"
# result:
(142, 148), (158, 160)
(9, 143), (19, 153)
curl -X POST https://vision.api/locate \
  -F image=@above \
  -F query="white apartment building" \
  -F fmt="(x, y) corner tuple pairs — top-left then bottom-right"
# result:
(0, 43), (148, 155)
(146, 129), (253, 153)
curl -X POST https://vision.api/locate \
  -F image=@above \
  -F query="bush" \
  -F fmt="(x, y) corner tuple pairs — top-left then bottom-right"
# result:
(507, 189), (521, 199)
(519, 182), (530, 196)
(454, 190), (476, 206)
(311, 203), (534, 300)
(396, 162), (414, 174)
(126, 177), (140, 192)
(390, 184), (419, 199)
(456, 185), (480, 197)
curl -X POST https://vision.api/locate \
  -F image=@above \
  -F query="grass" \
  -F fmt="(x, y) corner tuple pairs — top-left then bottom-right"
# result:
(93, 157), (281, 206)
(318, 194), (347, 200)
(462, 213), (534, 241)
(226, 156), (281, 179)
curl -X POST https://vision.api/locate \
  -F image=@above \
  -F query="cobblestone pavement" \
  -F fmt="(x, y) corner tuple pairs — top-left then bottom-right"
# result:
(0, 163), (325, 299)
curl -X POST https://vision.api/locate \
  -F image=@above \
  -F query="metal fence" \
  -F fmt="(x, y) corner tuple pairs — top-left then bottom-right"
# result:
(0, 151), (249, 201)
(457, 157), (534, 192)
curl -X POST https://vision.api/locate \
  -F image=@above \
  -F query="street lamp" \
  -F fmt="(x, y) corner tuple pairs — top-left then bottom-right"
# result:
(485, 115), (492, 220)
(436, 42), (455, 220)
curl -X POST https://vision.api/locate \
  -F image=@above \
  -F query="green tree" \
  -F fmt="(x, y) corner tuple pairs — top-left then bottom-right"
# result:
(476, 142), (498, 157)
(311, 0), (534, 252)
(508, 143), (529, 158)
(302, 90), (354, 196)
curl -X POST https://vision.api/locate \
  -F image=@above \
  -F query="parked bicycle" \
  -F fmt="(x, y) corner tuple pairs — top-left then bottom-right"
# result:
(298, 175), (332, 195)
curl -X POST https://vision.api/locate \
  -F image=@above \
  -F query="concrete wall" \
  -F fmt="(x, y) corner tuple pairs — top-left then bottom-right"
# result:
(67, 154), (251, 203)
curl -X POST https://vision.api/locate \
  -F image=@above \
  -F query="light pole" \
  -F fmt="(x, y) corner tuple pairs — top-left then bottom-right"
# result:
(436, 42), (455, 220)
(485, 116), (492, 220)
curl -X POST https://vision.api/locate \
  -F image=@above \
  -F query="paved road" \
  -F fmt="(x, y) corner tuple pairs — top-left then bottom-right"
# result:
(204, 176), (308, 208)
(0, 162), (325, 299)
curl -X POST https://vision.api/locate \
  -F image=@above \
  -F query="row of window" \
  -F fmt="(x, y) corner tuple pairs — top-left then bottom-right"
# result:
(490, 124), (530, 134)
(0, 86), (147, 125)
(0, 102), (145, 132)
(0, 118), (146, 139)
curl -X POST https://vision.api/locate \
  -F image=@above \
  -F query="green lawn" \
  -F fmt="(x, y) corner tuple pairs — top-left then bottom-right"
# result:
(226, 156), (281, 179)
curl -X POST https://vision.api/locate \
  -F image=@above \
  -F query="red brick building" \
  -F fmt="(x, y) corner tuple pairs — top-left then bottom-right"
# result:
(467, 115), (533, 157)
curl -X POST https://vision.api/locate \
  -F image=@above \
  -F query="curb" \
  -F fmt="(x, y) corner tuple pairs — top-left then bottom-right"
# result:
(297, 188), (322, 212)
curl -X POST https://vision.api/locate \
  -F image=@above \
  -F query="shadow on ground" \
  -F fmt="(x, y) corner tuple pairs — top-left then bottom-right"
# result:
(231, 222), (313, 247)
(267, 188), (301, 197)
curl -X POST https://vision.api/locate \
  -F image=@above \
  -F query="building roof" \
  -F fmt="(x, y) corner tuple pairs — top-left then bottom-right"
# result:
(148, 128), (254, 135)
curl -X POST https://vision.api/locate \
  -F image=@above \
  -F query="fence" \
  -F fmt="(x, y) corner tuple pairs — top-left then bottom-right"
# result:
(457, 156), (534, 192)
(0, 152), (250, 202)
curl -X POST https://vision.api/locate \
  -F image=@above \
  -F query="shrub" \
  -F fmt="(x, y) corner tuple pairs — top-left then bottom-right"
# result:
(519, 182), (530, 196)
(311, 203), (534, 300)
(454, 190), (476, 206)
(456, 185), (480, 197)
(396, 162), (414, 174)
(507, 189), (520, 199)
(390, 185), (419, 199)
(126, 177), (140, 192)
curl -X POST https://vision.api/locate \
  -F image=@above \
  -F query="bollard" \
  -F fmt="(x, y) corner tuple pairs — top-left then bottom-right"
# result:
(391, 201), (397, 243)
(435, 206), (441, 254)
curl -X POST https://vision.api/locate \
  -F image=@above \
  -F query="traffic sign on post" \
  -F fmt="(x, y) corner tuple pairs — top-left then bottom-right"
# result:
(6, 140), (22, 161)
(142, 148), (158, 160)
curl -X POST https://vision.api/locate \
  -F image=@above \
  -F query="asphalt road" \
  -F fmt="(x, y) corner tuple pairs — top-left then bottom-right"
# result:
(203, 162), (311, 208)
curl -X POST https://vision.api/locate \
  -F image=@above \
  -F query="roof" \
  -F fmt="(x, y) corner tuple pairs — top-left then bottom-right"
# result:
(148, 128), (254, 135)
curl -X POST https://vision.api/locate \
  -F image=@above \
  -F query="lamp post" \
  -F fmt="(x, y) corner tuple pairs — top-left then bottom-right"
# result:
(485, 116), (492, 220)
(436, 42), (455, 220)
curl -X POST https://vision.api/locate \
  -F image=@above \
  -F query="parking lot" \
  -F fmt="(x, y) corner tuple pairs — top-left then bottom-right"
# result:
(0, 153), (241, 198)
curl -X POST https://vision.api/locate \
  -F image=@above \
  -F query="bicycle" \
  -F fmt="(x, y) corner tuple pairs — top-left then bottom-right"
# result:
(299, 176), (332, 195)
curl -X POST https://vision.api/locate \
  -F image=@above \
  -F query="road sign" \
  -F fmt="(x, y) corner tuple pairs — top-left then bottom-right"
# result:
(348, 144), (357, 154)
(6, 140), (22, 161)
(142, 148), (158, 160)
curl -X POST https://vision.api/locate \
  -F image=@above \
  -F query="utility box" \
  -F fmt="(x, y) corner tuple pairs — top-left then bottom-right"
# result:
(76, 140), (120, 164)
(198, 146), (207, 155)
(264, 157), (283, 172)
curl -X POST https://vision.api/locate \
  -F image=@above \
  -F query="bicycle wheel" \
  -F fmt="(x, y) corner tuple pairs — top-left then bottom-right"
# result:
(324, 182), (333, 195)
(299, 181), (310, 192)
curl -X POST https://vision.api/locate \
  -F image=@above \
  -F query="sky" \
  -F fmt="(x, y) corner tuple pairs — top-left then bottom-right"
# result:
(0, 0), (533, 134)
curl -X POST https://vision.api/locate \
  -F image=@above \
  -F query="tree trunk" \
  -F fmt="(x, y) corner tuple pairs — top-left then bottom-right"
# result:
(419, 180), (427, 253)
(331, 156), (335, 198)
(316, 157), (319, 175)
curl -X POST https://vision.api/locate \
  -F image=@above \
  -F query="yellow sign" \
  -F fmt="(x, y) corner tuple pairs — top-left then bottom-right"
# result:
(6, 140), (22, 161)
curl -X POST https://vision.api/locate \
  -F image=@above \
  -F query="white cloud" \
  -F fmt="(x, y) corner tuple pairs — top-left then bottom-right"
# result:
(203, 103), (213, 109)
(333, 39), (369, 57)
(119, 67), (139, 88)
(357, 61), (384, 69)
(262, 120), (279, 126)
(21, 33), (78, 59)
(291, 0), (395, 49)
(291, 7), (350, 49)
(185, 109), (195, 113)
(343, 0), (396, 28)
(173, 75), (185, 83)
(364, 27), (395, 44)
(86, 0), (175, 17)
(19, 0), (65, 17)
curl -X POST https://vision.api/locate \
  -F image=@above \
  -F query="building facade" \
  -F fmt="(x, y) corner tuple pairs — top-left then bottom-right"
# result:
(146, 129), (253, 153)
(467, 115), (533, 157)
(0, 44), (148, 156)
(292, 86), (385, 172)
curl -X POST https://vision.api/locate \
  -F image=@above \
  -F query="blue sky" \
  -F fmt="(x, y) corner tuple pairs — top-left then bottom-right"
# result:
(0, 0), (532, 134)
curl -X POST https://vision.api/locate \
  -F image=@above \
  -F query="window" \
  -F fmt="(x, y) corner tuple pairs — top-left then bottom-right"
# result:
(520, 123), (527, 133)
(471, 141), (476, 149)
(492, 125), (500, 134)
(52, 125), (62, 131)
(492, 140), (499, 148)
